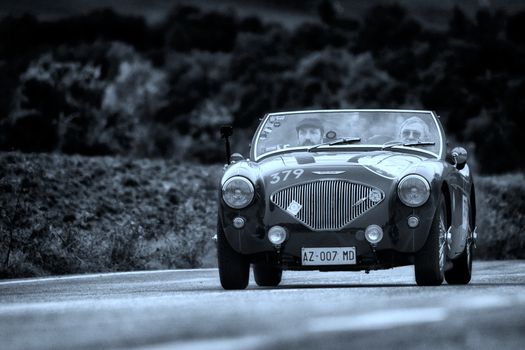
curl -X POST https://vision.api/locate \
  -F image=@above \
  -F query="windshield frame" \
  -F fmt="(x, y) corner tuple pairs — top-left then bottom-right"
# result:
(250, 109), (445, 162)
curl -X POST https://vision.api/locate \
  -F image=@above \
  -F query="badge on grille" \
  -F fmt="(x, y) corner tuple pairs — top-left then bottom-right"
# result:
(287, 200), (302, 216)
(369, 189), (382, 203)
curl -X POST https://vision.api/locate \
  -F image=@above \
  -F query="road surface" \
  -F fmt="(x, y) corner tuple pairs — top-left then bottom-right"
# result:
(1, 261), (525, 350)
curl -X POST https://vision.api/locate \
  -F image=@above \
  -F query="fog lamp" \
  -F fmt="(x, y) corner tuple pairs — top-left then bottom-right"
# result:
(407, 215), (419, 228)
(268, 226), (287, 245)
(365, 225), (383, 245)
(233, 217), (245, 229)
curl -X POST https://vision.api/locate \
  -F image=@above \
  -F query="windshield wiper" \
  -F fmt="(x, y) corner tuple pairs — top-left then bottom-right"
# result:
(382, 141), (435, 150)
(308, 137), (361, 152)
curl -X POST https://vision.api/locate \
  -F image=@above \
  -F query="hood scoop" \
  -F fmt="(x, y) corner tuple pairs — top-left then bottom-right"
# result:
(295, 155), (316, 164)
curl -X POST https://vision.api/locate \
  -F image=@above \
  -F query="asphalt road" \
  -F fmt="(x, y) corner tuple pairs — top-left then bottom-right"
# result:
(1, 261), (525, 350)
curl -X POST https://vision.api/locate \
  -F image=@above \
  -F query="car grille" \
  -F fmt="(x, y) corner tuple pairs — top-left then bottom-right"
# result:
(270, 180), (384, 231)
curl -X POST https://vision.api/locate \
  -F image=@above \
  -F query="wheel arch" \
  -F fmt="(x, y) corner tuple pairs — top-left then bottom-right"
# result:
(441, 181), (452, 227)
(470, 184), (476, 227)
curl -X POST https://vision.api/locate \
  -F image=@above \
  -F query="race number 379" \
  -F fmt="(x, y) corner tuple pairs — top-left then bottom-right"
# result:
(270, 169), (304, 184)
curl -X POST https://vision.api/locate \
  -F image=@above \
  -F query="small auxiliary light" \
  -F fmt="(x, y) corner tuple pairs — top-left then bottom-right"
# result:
(365, 225), (384, 245)
(233, 217), (246, 229)
(407, 215), (420, 228)
(268, 226), (287, 245)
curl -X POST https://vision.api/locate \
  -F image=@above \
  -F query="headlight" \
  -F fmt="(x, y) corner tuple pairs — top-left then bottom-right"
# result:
(397, 174), (430, 207)
(222, 176), (255, 209)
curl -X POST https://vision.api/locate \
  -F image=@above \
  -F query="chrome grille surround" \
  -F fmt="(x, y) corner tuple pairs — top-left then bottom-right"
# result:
(270, 179), (385, 231)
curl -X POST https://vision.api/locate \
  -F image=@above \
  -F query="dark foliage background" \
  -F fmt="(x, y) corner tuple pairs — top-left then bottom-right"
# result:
(0, 0), (524, 173)
(0, 152), (220, 278)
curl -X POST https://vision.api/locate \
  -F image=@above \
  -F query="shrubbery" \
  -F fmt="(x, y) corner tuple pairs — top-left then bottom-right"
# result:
(475, 173), (525, 259)
(0, 152), (522, 278)
(0, 3), (524, 172)
(0, 152), (220, 278)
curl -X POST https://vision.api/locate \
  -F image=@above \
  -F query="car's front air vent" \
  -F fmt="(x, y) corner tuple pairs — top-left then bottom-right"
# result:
(270, 180), (384, 231)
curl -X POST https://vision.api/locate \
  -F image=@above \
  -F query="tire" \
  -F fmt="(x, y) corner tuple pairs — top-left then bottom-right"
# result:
(253, 264), (282, 287)
(217, 223), (250, 290)
(445, 206), (474, 285)
(415, 195), (448, 286)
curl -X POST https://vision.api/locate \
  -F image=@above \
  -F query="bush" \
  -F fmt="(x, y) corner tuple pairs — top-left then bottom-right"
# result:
(0, 152), (222, 278)
(0, 4), (524, 172)
(356, 4), (423, 52)
(1, 52), (107, 154)
(475, 173), (525, 259)
(163, 5), (238, 52)
(291, 49), (400, 108)
(1, 152), (523, 279)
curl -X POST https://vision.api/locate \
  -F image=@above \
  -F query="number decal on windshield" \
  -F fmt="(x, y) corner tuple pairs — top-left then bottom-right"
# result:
(270, 169), (304, 184)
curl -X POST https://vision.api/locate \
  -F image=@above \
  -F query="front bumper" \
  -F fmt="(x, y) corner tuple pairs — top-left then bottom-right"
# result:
(220, 195), (437, 257)
(255, 230), (413, 271)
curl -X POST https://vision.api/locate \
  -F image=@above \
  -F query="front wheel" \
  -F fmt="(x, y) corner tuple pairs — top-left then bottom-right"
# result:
(253, 264), (282, 287)
(445, 239), (472, 284)
(445, 207), (474, 285)
(217, 224), (250, 290)
(414, 195), (448, 286)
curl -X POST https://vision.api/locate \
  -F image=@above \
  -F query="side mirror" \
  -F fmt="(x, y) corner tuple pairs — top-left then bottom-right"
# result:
(449, 146), (468, 170)
(230, 153), (244, 164)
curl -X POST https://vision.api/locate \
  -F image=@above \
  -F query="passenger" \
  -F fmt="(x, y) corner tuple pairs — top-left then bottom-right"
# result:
(296, 118), (324, 146)
(398, 117), (430, 143)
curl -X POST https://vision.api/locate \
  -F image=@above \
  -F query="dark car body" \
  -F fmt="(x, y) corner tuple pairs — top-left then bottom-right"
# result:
(217, 110), (476, 289)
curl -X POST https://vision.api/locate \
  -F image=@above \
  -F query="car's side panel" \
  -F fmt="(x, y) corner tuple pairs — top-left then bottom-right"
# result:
(453, 163), (473, 255)
(447, 165), (467, 256)
(436, 161), (473, 259)
(433, 114), (474, 259)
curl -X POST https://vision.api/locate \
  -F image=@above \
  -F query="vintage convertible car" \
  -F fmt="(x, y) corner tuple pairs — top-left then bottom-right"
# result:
(217, 109), (477, 289)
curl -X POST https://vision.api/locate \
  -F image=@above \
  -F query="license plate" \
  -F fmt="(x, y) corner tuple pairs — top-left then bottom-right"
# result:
(301, 247), (356, 266)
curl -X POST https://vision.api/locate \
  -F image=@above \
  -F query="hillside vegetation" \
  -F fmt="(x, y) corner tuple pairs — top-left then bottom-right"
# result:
(475, 173), (525, 259)
(0, 152), (220, 278)
(1, 2), (524, 173)
(1, 152), (522, 278)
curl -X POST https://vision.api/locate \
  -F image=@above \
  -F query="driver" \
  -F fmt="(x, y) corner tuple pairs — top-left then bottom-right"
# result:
(398, 117), (430, 143)
(296, 118), (324, 146)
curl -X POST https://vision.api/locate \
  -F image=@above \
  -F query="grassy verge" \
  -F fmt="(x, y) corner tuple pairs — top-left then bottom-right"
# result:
(0, 152), (522, 278)
(0, 152), (221, 278)
(475, 173), (525, 259)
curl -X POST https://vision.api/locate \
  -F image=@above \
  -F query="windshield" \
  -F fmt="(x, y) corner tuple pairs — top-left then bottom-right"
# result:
(252, 110), (443, 160)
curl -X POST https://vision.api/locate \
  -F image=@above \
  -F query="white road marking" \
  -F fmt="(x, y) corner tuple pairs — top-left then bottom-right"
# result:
(0, 268), (218, 286)
(455, 294), (525, 311)
(307, 293), (525, 334)
(457, 295), (513, 310)
(308, 307), (448, 333)
(139, 335), (267, 350)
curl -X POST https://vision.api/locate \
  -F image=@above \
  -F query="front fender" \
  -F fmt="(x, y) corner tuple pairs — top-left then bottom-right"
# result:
(394, 161), (447, 253)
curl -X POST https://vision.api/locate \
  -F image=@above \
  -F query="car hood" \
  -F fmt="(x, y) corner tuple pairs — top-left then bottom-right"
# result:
(260, 151), (428, 179)
(221, 150), (434, 195)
